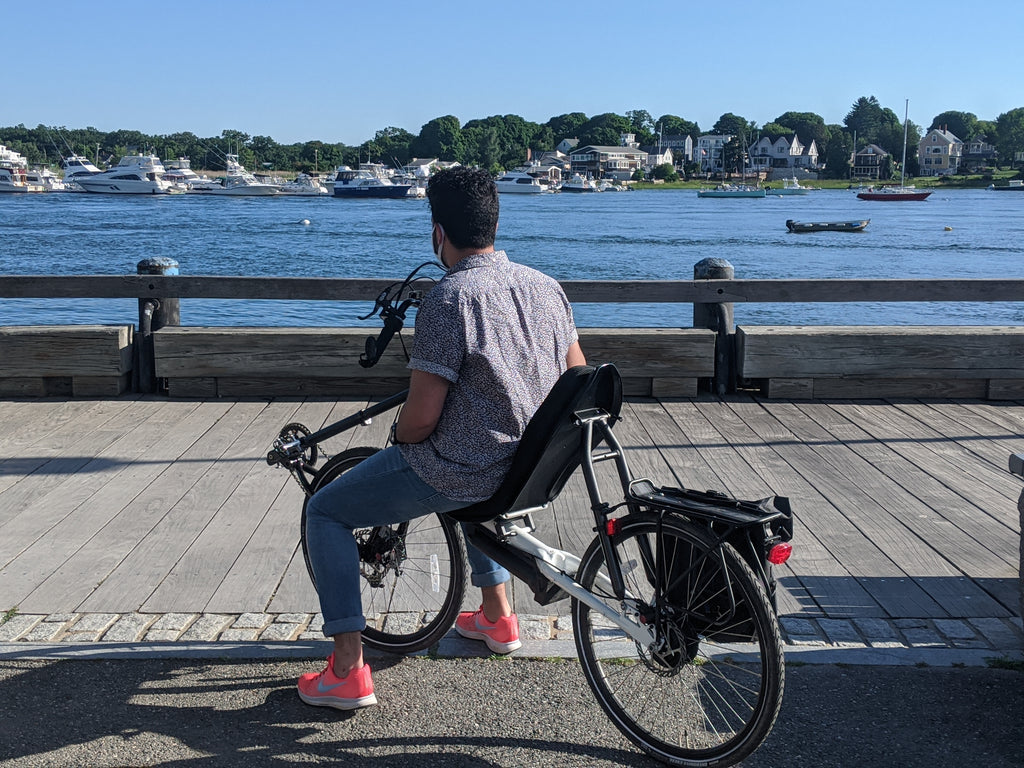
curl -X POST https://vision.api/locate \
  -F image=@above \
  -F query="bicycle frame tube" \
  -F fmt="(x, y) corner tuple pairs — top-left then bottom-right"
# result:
(300, 389), (409, 448)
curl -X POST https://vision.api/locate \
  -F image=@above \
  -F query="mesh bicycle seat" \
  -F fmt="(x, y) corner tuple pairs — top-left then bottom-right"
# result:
(447, 363), (622, 523)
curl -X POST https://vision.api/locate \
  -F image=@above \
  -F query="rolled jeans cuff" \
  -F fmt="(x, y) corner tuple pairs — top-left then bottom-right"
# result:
(322, 615), (367, 638)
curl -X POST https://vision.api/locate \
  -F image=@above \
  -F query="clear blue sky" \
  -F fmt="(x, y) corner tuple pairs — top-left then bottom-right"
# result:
(7, 0), (1021, 145)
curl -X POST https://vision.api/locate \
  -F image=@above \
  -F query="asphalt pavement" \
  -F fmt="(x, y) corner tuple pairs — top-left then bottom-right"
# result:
(2, 654), (1022, 767)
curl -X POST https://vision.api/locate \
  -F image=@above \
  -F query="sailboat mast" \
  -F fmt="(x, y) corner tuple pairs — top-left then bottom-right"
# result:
(900, 99), (909, 187)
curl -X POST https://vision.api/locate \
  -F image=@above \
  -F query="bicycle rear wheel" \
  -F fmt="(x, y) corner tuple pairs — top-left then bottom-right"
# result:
(572, 512), (784, 767)
(302, 447), (467, 654)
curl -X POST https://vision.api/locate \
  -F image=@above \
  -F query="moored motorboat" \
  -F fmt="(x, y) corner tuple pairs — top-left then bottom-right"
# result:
(331, 168), (412, 198)
(560, 173), (601, 192)
(495, 170), (552, 194)
(988, 180), (1024, 191)
(75, 153), (172, 194)
(0, 145), (46, 192)
(697, 184), (766, 198)
(764, 177), (814, 196)
(188, 155), (280, 196)
(278, 172), (329, 196)
(786, 219), (869, 233)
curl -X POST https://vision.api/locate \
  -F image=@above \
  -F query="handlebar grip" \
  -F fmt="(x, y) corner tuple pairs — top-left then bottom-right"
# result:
(359, 312), (403, 368)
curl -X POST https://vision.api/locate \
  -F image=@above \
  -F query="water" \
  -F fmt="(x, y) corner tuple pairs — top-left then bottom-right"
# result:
(1, 188), (1022, 328)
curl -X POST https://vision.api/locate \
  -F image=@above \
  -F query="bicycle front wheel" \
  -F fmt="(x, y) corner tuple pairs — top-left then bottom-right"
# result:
(301, 447), (467, 654)
(572, 512), (784, 768)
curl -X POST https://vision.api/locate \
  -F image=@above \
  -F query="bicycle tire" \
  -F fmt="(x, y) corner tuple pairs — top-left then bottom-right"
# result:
(572, 512), (784, 767)
(301, 446), (467, 654)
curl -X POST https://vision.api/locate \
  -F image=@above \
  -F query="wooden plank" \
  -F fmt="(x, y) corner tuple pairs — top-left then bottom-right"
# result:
(7, 274), (1024, 304)
(0, 399), (137, 498)
(137, 400), (308, 613)
(811, 378), (986, 399)
(0, 400), (204, 606)
(579, 329), (715, 378)
(693, 399), (882, 619)
(0, 325), (133, 376)
(768, 402), (1009, 617)
(0, 400), (170, 553)
(802, 402), (1018, 569)
(73, 374), (131, 397)
(75, 401), (281, 613)
(988, 380), (1024, 400)
(725, 399), (944, 618)
(739, 326), (1024, 379)
(0, 378), (47, 397)
(22, 401), (237, 612)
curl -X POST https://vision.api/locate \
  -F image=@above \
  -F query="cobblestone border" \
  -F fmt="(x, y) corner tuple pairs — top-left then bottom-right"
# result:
(1, 612), (1022, 652)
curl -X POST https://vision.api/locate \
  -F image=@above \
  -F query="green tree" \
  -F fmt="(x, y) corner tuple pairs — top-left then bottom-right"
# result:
(995, 107), (1024, 167)
(772, 111), (830, 147)
(712, 113), (757, 139)
(625, 109), (655, 145)
(656, 114), (700, 139)
(411, 115), (464, 161)
(822, 129), (853, 179)
(651, 162), (678, 182)
(929, 111), (978, 141)
(577, 113), (632, 147)
(545, 112), (589, 142)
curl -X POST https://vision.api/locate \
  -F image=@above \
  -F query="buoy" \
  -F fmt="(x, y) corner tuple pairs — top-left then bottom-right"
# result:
(944, 226), (953, 231)
(299, 219), (311, 225)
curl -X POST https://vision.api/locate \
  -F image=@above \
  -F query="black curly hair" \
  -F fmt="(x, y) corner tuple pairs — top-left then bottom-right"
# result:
(426, 167), (499, 250)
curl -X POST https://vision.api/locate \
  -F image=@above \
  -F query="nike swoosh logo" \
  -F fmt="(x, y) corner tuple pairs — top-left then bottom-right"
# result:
(317, 678), (349, 693)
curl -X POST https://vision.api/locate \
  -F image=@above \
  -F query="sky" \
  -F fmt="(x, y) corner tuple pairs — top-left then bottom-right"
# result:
(6, 0), (1022, 147)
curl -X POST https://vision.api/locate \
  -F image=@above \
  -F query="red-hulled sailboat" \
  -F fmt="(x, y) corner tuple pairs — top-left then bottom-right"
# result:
(857, 99), (931, 202)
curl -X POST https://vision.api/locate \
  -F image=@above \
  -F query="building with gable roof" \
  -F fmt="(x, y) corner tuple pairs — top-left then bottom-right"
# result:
(748, 135), (820, 175)
(918, 128), (963, 176)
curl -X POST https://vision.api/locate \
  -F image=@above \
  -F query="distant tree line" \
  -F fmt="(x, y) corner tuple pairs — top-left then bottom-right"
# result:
(3, 98), (1023, 179)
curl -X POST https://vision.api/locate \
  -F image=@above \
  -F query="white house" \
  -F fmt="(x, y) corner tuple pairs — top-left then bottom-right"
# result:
(569, 145), (648, 180)
(660, 134), (693, 163)
(695, 135), (732, 174)
(748, 135), (820, 174)
(402, 158), (438, 178)
(643, 145), (674, 169)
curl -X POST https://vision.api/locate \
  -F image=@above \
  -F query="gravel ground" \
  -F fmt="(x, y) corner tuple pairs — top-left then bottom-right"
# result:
(1, 656), (1022, 767)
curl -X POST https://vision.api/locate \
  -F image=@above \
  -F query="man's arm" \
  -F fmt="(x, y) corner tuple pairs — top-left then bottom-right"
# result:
(566, 340), (586, 368)
(394, 368), (450, 444)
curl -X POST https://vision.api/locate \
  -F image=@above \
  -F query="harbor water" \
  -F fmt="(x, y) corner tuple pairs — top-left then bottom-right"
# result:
(1, 188), (1022, 328)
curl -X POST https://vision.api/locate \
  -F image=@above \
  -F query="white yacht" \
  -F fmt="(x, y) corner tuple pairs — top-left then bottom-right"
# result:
(61, 154), (102, 190)
(331, 168), (412, 198)
(76, 153), (172, 194)
(560, 173), (601, 192)
(189, 155), (280, 196)
(0, 145), (45, 192)
(278, 172), (329, 196)
(24, 167), (70, 192)
(495, 170), (552, 194)
(162, 157), (221, 192)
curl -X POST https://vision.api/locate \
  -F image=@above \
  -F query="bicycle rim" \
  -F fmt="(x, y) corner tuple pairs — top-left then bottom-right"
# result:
(301, 447), (467, 654)
(572, 512), (784, 767)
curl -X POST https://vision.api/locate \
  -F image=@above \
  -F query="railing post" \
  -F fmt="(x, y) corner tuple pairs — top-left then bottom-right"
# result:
(693, 258), (735, 396)
(135, 257), (180, 393)
(1010, 453), (1024, 619)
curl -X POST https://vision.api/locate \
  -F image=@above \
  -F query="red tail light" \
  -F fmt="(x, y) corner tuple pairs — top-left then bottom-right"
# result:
(767, 542), (792, 565)
(606, 518), (622, 536)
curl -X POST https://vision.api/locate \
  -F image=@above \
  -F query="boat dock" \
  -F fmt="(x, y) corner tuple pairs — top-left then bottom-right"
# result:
(1, 392), (1021, 657)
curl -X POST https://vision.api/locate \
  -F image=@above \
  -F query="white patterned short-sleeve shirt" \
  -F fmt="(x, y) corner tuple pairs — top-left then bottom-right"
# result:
(399, 250), (578, 502)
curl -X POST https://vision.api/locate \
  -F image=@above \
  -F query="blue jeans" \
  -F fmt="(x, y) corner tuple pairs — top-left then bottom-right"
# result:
(305, 445), (510, 637)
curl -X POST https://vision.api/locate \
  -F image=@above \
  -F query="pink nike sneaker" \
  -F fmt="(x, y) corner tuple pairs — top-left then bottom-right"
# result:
(454, 607), (522, 654)
(297, 654), (378, 710)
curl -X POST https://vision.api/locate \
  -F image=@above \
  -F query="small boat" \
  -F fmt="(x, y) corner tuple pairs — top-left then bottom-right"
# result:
(988, 180), (1024, 191)
(162, 157), (221, 192)
(495, 170), (552, 194)
(71, 153), (173, 194)
(856, 99), (931, 202)
(856, 185), (931, 201)
(0, 145), (46, 192)
(786, 219), (869, 233)
(331, 168), (412, 198)
(560, 173), (601, 192)
(278, 172), (329, 196)
(697, 184), (766, 198)
(764, 177), (814, 196)
(188, 155), (281, 196)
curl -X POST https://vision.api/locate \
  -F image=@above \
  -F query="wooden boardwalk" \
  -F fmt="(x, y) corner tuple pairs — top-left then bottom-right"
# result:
(0, 394), (1021, 623)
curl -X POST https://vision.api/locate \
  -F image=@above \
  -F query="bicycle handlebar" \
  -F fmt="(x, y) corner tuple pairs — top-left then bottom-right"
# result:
(357, 260), (444, 368)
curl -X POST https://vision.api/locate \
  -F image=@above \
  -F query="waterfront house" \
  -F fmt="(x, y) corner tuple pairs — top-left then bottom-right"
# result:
(748, 135), (820, 175)
(569, 144), (648, 180)
(659, 134), (694, 163)
(695, 134), (732, 174)
(960, 134), (997, 171)
(852, 144), (890, 180)
(643, 145), (674, 170)
(918, 128), (963, 176)
(556, 138), (579, 154)
(402, 158), (438, 178)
